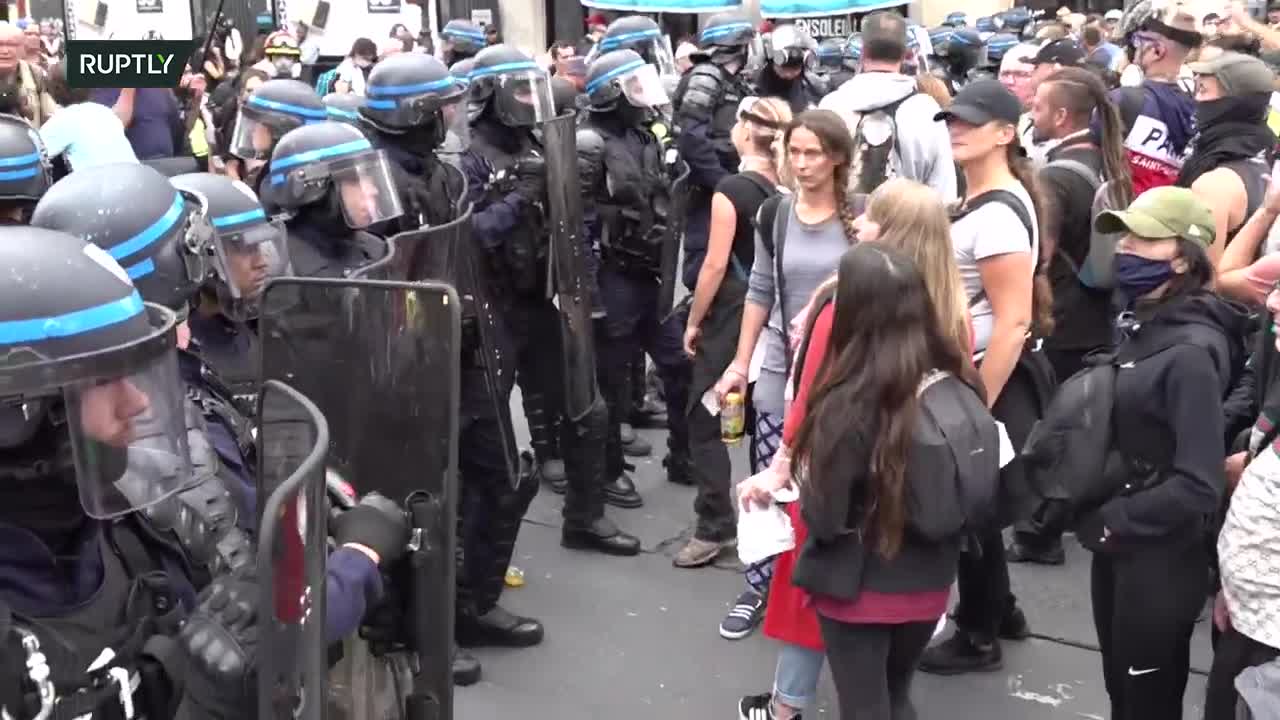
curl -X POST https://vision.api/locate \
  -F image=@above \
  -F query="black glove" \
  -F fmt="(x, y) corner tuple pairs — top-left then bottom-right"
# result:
(178, 568), (258, 718)
(333, 492), (410, 567)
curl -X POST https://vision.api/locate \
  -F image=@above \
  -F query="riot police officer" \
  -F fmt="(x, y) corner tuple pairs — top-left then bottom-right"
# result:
(756, 23), (828, 114)
(0, 227), (256, 718)
(462, 44), (641, 557)
(267, 121), (401, 278)
(441, 18), (487, 66)
(359, 52), (468, 230)
(359, 51), (533, 684)
(671, 12), (755, 293)
(230, 78), (327, 195)
(937, 28), (987, 93)
(578, 50), (693, 504)
(0, 113), (49, 223)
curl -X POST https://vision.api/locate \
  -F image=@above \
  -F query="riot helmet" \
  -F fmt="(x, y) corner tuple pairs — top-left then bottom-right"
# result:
(584, 49), (671, 118)
(976, 15), (999, 33)
(466, 44), (556, 128)
(0, 113), (50, 215)
(948, 29), (987, 75)
(231, 78), (327, 161)
(944, 11), (969, 27)
(698, 12), (757, 69)
(816, 38), (844, 70)
(441, 19), (486, 64)
(847, 33), (863, 64)
(268, 122), (403, 230)
(589, 16), (679, 80)
(31, 162), (214, 321)
(763, 24), (817, 71)
(929, 25), (955, 58)
(360, 52), (469, 150)
(0, 228), (193, 519)
(323, 92), (364, 125)
(998, 7), (1034, 37)
(986, 32), (1018, 64)
(171, 172), (291, 321)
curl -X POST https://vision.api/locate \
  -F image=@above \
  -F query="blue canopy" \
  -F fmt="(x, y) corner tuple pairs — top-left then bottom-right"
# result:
(580, 0), (742, 13)
(759, 0), (908, 20)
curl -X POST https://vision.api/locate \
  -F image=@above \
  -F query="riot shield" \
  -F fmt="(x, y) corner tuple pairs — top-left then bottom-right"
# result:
(540, 113), (600, 422)
(255, 379), (330, 720)
(657, 159), (691, 317)
(258, 277), (460, 720)
(386, 206), (519, 485)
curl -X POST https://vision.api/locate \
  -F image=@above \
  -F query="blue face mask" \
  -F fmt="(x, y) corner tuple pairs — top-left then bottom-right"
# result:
(1113, 252), (1174, 298)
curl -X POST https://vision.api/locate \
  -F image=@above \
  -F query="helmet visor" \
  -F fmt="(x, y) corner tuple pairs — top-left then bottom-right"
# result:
(212, 217), (291, 318)
(439, 100), (471, 157)
(230, 111), (286, 161)
(65, 345), (193, 519)
(492, 70), (556, 127)
(331, 151), (404, 229)
(615, 62), (670, 109)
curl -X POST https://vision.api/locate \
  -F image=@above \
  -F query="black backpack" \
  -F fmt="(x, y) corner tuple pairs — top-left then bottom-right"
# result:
(846, 93), (915, 196)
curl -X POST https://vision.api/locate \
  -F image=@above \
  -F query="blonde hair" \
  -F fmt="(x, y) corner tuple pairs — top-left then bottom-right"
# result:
(915, 71), (952, 109)
(866, 178), (970, 355)
(738, 96), (792, 187)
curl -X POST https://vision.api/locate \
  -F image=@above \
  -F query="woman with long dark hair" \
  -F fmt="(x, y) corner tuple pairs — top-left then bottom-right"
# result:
(711, 109), (857, 639)
(921, 78), (1052, 675)
(745, 242), (983, 718)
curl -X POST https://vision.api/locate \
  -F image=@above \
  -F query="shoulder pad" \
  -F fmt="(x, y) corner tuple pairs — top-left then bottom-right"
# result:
(576, 126), (607, 155)
(676, 69), (725, 124)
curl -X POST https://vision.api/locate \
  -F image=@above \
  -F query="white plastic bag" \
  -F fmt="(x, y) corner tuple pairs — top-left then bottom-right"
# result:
(737, 502), (796, 565)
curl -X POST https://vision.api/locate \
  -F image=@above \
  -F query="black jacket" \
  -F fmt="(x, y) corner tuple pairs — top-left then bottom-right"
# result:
(1077, 290), (1249, 552)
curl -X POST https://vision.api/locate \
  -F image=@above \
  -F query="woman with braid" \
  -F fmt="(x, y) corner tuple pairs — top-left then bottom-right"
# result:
(711, 109), (858, 643)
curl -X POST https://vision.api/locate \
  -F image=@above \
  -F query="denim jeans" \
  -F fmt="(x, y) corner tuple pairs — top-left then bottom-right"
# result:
(772, 641), (825, 709)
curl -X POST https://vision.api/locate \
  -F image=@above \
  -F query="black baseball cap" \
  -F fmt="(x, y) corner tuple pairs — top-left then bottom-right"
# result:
(934, 79), (1023, 125)
(1031, 38), (1086, 66)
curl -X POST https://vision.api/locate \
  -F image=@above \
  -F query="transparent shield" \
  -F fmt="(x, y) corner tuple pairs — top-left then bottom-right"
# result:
(618, 63), (670, 109)
(212, 218), (292, 320)
(493, 71), (556, 127)
(440, 101), (470, 157)
(230, 112), (280, 161)
(331, 152), (404, 229)
(65, 347), (194, 519)
(255, 379), (329, 720)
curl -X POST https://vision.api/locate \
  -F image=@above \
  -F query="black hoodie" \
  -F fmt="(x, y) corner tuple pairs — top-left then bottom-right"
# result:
(1079, 290), (1250, 552)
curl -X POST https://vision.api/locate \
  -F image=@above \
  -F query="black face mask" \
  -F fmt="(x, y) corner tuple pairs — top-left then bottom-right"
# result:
(1194, 96), (1237, 130)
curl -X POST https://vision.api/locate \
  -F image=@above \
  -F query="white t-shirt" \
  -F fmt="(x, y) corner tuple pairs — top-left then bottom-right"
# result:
(951, 182), (1038, 353)
(1220, 445), (1280, 649)
(39, 102), (138, 172)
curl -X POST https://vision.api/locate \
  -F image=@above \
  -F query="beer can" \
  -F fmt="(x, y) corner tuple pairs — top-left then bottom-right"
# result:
(721, 392), (745, 445)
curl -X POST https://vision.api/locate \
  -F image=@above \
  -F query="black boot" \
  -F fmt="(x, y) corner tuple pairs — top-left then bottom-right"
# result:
(457, 605), (545, 648)
(918, 630), (1003, 675)
(562, 516), (641, 556)
(452, 647), (481, 686)
(604, 470), (643, 508)
(663, 451), (693, 486)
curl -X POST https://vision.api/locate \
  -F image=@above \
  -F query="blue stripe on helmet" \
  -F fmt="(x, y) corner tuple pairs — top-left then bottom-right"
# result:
(367, 77), (460, 97)
(212, 208), (267, 228)
(0, 166), (39, 181)
(246, 95), (329, 120)
(125, 257), (155, 280)
(443, 28), (487, 42)
(0, 151), (40, 168)
(271, 138), (373, 173)
(599, 28), (660, 51)
(363, 99), (397, 110)
(110, 193), (185, 261)
(700, 22), (752, 42)
(0, 290), (145, 344)
(468, 60), (542, 79)
(326, 107), (362, 119)
(585, 58), (646, 94)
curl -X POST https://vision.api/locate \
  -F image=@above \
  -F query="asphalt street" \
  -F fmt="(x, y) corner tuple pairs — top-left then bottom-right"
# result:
(455, 395), (1212, 719)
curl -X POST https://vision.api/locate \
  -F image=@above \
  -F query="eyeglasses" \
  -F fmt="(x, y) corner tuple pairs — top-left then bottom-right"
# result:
(999, 69), (1034, 81)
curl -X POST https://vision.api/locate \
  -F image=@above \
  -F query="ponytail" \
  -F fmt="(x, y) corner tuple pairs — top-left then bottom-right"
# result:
(1045, 68), (1134, 206)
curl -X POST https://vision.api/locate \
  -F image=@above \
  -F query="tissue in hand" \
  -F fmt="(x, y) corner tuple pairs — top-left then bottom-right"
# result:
(737, 502), (796, 565)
